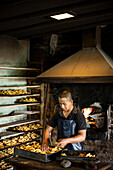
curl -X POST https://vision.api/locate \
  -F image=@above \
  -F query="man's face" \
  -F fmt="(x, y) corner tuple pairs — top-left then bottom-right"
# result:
(58, 97), (73, 112)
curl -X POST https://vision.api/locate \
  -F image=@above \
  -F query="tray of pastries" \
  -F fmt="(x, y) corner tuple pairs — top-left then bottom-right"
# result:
(0, 160), (12, 170)
(0, 148), (14, 160)
(7, 122), (43, 132)
(15, 141), (62, 162)
(0, 132), (40, 150)
(0, 89), (30, 96)
(60, 150), (96, 160)
(15, 97), (39, 103)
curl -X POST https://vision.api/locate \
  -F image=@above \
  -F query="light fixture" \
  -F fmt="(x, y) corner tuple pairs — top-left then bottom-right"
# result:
(50, 13), (74, 20)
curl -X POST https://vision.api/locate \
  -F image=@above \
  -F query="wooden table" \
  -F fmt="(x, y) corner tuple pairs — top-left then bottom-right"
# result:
(6, 156), (112, 170)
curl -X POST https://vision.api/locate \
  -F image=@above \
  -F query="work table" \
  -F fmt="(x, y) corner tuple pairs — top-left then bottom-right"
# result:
(6, 156), (112, 170)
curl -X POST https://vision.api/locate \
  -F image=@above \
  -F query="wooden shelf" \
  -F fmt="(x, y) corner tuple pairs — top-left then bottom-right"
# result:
(0, 131), (24, 139)
(0, 77), (37, 79)
(11, 111), (40, 115)
(0, 64), (43, 141)
(0, 66), (40, 71)
(0, 94), (40, 98)
(0, 119), (40, 130)
(0, 85), (41, 89)
(0, 103), (40, 108)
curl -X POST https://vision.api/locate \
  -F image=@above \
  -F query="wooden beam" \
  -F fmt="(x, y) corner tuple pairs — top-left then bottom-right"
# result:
(0, 0), (113, 31)
(0, 0), (86, 19)
(17, 19), (113, 39)
(4, 9), (113, 39)
(36, 76), (113, 83)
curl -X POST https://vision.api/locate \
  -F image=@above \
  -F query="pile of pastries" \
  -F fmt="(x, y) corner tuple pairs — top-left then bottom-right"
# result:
(12, 123), (42, 131)
(0, 160), (12, 170)
(16, 141), (62, 155)
(61, 152), (95, 158)
(18, 97), (38, 103)
(0, 132), (39, 149)
(78, 152), (95, 157)
(0, 148), (14, 159)
(0, 89), (30, 96)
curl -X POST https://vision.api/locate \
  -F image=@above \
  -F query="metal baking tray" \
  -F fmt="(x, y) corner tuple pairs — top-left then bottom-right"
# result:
(0, 158), (13, 170)
(0, 133), (40, 150)
(60, 150), (97, 161)
(0, 154), (13, 161)
(14, 146), (62, 162)
(7, 122), (42, 133)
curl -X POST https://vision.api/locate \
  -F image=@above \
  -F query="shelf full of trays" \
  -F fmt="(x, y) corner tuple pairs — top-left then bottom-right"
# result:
(0, 65), (44, 169)
(0, 119), (43, 170)
(0, 65), (43, 120)
(0, 131), (41, 170)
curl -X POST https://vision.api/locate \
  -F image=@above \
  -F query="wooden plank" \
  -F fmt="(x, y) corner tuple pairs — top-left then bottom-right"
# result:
(6, 156), (112, 170)
(0, 119), (40, 130)
(0, 131), (24, 139)
(40, 83), (44, 127)
(12, 111), (40, 115)
(0, 77), (36, 79)
(0, 66), (40, 71)
(0, 103), (40, 108)
(37, 76), (113, 83)
(0, 93), (40, 98)
(0, 85), (41, 89)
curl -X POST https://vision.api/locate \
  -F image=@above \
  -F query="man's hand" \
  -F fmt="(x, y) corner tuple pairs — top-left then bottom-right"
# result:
(41, 142), (49, 151)
(57, 138), (68, 148)
(41, 125), (53, 151)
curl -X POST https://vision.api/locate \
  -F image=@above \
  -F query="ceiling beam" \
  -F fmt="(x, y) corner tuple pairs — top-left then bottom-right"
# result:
(0, 0), (85, 19)
(2, 8), (113, 38)
(0, 0), (113, 31)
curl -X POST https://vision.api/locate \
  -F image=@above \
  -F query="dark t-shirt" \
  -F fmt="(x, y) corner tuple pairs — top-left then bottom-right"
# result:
(48, 106), (86, 132)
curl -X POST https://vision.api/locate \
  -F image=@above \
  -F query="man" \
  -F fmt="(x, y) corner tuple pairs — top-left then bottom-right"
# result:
(41, 90), (86, 151)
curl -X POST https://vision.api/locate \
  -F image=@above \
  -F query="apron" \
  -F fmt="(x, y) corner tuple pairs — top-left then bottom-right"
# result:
(57, 119), (83, 150)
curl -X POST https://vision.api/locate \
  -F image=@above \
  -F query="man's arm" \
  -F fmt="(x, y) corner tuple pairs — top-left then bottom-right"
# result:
(57, 129), (86, 148)
(41, 125), (53, 151)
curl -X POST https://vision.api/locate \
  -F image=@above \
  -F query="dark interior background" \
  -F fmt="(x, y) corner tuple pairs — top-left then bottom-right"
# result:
(29, 25), (113, 109)
(30, 25), (113, 71)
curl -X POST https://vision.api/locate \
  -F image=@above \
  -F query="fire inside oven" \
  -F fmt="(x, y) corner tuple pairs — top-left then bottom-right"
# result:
(82, 106), (106, 129)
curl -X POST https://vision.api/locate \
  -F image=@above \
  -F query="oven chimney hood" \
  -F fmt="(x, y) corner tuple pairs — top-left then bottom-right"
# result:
(37, 27), (113, 83)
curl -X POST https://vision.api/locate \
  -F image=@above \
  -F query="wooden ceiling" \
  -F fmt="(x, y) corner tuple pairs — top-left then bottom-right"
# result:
(0, 0), (113, 39)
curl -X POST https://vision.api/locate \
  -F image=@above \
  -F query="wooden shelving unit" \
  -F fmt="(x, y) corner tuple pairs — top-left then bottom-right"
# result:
(0, 65), (44, 169)
(0, 65), (43, 133)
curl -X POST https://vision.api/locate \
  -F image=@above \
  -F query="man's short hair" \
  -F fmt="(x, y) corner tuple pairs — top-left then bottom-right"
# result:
(58, 90), (72, 101)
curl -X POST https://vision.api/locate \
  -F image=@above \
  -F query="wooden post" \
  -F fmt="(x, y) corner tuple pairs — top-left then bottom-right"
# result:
(40, 83), (44, 127)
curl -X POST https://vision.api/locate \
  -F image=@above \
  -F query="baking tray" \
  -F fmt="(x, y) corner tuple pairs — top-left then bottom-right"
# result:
(15, 101), (39, 104)
(0, 158), (13, 170)
(0, 153), (13, 161)
(14, 146), (62, 162)
(7, 122), (43, 133)
(15, 98), (39, 104)
(0, 133), (40, 150)
(60, 150), (97, 161)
